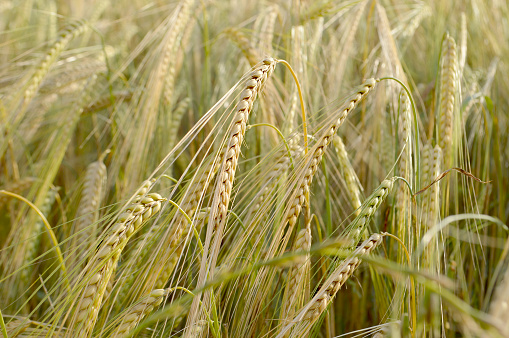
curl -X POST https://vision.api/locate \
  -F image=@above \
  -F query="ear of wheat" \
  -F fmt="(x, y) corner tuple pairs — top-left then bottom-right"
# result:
(70, 180), (164, 337)
(277, 233), (385, 337)
(186, 58), (277, 335)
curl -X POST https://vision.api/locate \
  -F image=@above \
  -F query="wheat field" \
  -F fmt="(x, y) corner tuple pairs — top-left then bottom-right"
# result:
(1, 0), (508, 337)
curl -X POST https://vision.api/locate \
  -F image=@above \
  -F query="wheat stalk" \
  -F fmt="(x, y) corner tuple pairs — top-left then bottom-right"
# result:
(277, 233), (385, 337)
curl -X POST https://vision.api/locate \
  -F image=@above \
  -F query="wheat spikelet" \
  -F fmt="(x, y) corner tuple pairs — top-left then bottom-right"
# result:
(280, 225), (311, 324)
(277, 233), (385, 337)
(152, 150), (224, 290)
(401, 5), (431, 40)
(71, 159), (107, 267)
(110, 289), (166, 337)
(333, 135), (362, 215)
(187, 58), (277, 336)
(71, 180), (164, 337)
(122, 0), (195, 191)
(437, 33), (458, 168)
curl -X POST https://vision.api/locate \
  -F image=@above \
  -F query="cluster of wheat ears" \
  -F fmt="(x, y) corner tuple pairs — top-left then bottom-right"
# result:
(0, 0), (508, 337)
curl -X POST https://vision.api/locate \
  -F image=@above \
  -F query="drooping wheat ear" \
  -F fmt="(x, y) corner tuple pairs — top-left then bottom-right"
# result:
(489, 265), (509, 336)
(71, 182), (164, 337)
(24, 20), (87, 105)
(277, 233), (385, 338)
(284, 79), (377, 235)
(333, 135), (362, 216)
(20, 187), (58, 288)
(162, 0), (194, 108)
(345, 178), (395, 242)
(187, 58), (277, 334)
(110, 288), (166, 337)
(437, 33), (458, 167)
(72, 159), (107, 267)
(0, 177), (36, 208)
(280, 224), (312, 324)
(224, 28), (262, 67)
